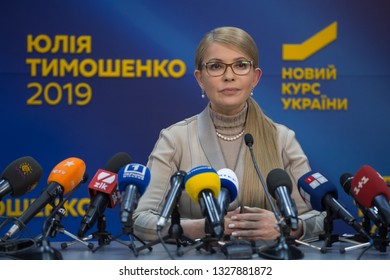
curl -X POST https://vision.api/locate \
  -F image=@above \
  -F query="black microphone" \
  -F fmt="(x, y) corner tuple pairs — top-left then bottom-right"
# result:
(0, 156), (43, 200)
(267, 168), (298, 230)
(157, 170), (187, 231)
(340, 172), (384, 228)
(244, 133), (303, 260)
(78, 152), (132, 237)
(3, 157), (86, 240)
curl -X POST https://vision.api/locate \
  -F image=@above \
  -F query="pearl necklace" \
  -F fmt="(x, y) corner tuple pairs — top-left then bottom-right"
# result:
(215, 129), (245, 141)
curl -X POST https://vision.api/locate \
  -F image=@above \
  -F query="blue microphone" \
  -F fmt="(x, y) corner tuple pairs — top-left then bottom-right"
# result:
(118, 163), (151, 228)
(298, 170), (369, 238)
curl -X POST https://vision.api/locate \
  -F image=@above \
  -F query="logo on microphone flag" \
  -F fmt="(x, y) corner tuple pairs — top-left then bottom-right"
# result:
(304, 172), (328, 189)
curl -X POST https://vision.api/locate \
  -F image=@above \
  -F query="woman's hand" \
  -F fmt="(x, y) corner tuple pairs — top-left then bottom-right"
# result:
(224, 207), (280, 240)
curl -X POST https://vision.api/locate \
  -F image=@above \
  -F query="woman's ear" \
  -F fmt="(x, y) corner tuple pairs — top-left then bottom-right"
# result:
(252, 67), (262, 88)
(194, 69), (204, 90)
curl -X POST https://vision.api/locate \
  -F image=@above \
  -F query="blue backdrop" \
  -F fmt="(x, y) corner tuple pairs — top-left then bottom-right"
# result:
(1, 0), (389, 241)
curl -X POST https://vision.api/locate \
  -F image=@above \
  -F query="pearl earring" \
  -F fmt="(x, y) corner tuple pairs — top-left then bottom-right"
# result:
(201, 90), (205, 98)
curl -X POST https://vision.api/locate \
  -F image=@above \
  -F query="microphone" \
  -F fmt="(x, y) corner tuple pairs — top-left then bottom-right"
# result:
(78, 152), (132, 237)
(350, 165), (390, 227)
(267, 168), (298, 231)
(156, 170), (187, 231)
(216, 168), (238, 218)
(244, 133), (281, 218)
(244, 133), (303, 260)
(0, 156), (43, 200)
(117, 163), (151, 228)
(340, 172), (383, 227)
(3, 157), (86, 240)
(184, 166), (223, 239)
(298, 170), (369, 237)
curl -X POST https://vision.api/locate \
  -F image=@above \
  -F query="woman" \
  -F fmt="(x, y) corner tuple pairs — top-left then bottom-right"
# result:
(133, 26), (325, 242)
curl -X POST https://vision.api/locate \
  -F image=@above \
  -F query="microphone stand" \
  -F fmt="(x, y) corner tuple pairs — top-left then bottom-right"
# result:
(318, 204), (367, 253)
(195, 219), (222, 255)
(257, 219), (304, 260)
(338, 211), (373, 253)
(136, 205), (196, 258)
(35, 176), (90, 259)
(49, 207), (94, 250)
(318, 205), (340, 253)
(76, 214), (137, 254)
(373, 224), (389, 252)
(245, 134), (303, 260)
(110, 215), (151, 257)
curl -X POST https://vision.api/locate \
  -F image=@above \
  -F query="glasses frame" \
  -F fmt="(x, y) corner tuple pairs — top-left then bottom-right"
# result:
(201, 60), (254, 77)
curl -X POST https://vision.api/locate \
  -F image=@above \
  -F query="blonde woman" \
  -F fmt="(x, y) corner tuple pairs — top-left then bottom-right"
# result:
(133, 26), (325, 242)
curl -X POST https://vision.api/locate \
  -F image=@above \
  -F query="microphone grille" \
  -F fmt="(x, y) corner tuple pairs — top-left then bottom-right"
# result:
(244, 133), (253, 147)
(105, 152), (132, 173)
(266, 168), (292, 198)
(2, 156), (43, 197)
(339, 173), (353, 194)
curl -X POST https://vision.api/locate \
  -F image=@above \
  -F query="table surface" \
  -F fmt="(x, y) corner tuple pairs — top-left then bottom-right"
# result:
(1, 233), (389, 260)
(48, 235), (390, 260)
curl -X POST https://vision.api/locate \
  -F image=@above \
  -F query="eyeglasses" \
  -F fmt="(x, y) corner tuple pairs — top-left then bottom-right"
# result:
(201, 60), (254, 77)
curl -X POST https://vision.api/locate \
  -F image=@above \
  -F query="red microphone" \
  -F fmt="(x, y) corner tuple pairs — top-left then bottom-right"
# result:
(87, 169), (120, 208)
(78, 169), (119, 237)
(78, 152), (132, 237)
(351, 165), (390, 227)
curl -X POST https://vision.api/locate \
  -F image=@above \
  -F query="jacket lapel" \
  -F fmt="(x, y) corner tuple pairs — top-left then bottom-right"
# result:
(197, 106), (226, 171)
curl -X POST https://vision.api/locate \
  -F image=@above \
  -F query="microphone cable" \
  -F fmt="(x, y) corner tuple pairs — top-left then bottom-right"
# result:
(0, 216), (33, 242)
(356, 242), (375, 260)
(0, 216), (36, 259)
(156, 228), (175, 260)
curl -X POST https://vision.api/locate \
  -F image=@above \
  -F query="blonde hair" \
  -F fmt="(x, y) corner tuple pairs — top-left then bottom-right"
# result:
(195, 27), (283, 209)
(242, 98), (283, 208)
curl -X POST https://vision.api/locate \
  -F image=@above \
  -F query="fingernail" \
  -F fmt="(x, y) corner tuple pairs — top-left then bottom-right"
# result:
(231, 216), (237, 220)
(228, 223), (235, 229)
(232, 231), (238, 236)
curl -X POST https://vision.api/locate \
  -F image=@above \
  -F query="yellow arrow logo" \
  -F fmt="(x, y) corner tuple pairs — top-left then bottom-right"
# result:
(282, 22), (337, 61)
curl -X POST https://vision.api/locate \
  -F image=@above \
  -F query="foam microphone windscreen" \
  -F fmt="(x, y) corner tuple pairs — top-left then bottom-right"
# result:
(351, 165), (390, 208)
(266, 168), (293, 198)
(117, 164), (151, 195)
(1, 156), (43, 197)
(184, 166), (220, 202)
(105, 152), (132, 173)
(47, 157), (86, 194)
(217, 168), (238, 201)
(298, 170), (338, 211)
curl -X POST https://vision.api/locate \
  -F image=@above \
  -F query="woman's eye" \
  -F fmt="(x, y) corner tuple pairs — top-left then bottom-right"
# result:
(235, 61), (248, 69)
(209, 63), (222, 70)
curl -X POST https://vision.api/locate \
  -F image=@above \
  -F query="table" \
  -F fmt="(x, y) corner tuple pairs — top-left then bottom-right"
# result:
(51, 237), (390, 260)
